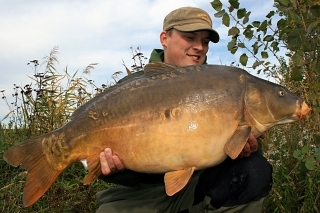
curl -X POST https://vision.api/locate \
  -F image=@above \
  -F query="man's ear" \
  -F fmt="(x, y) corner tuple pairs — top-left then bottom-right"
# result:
(160, 31), (167, 47)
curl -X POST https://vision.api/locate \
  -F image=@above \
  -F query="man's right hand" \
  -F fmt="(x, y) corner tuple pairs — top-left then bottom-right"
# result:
(100, 148), (125, 175)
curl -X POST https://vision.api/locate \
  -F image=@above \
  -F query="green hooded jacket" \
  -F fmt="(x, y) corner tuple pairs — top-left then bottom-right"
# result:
(118, 49), (208, 83)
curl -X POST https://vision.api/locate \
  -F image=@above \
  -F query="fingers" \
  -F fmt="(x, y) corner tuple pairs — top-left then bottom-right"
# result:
(100, 148), (125, 175)
(100, 148), (113, 175)
(260, 133), (267, 139)
(237, 133), (259, 159)
(112, 155), (125, 171)
(238, 142), (251, 158)
(247, 133), (258, 152)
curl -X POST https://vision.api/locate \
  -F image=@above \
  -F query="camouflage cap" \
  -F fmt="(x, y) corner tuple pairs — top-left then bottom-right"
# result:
(163, 7), (220, 43)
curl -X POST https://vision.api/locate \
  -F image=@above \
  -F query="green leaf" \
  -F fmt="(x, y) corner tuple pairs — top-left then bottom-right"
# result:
(229, 5), (235, 13)
(306, 21), (318, 35)
(314, 82), (320, 89)
(309, 93), (320, 100)
(287, 29), (303, 47)
(264, 61), (270, 66)
(292, 52), (303, 66)
(214, 9), (226, 18)
(289, 11), (302, 24)
(315, 148), (320, 160)
(211, 0), (223, 11)
(252, 60), (264, 69)
(261, 51), (268, 59)
(277, 19), (287, 29)
(305, 157), (315, 170)
(314, 107), (320, 113)
(266, 11), (275, 18)
(278, 0), (290, 6)
(290, 66), (303, 81)
(238, 42), (245, 48)
(237, 8), (246, 19)
(310, 5), (320, 17)
(257, 34), (261, 42)
(243, 28), (253, 39)
(240, 53), (248, 66)
(301, 146), (309, 155)
(243, 11), (251, 24)
(252, 41), (259, 55)
(228, 27), (240, 36)
(230, 46), (238, 54)
(271, 41), (279, 52)
(293, 150), (302, 160)
(299, 162), (309, 175)
(263, 35), (274, 42)
(258, 20), (268, 33)
(229, 0), (240, 9)
(252, 21), (260, 28)
(222, 13), (230, 27)
(227, 39), (237, 54)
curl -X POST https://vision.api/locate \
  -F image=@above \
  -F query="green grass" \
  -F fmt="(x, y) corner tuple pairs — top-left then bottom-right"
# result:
(263, 123), (320, 213)
(0, 47), (119, 212)
(0, 123), (114, 213)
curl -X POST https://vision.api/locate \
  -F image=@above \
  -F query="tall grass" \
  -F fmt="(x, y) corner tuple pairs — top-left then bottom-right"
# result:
(0, 46), (128, 212)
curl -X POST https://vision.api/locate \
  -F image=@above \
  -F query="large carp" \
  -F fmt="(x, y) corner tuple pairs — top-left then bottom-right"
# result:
(4, 62), (311, 207)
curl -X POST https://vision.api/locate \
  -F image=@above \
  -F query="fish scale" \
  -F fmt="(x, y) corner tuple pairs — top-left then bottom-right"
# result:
(3, 62), (311, 206)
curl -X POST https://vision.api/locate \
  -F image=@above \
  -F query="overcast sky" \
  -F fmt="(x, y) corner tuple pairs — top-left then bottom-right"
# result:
(0, 0), (274, 121)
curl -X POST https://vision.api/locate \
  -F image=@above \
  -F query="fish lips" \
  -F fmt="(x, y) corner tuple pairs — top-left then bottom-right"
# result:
(295, 101), (312, 119)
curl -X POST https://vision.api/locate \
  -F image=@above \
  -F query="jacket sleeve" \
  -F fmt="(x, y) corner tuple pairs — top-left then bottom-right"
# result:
(99, 170), (164, 186)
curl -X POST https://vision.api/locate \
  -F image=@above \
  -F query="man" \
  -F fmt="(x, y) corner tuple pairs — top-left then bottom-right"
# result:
(96, 7), (272, 213)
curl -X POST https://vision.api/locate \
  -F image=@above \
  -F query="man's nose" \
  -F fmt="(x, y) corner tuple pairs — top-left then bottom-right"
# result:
(193, 41), (204, 51)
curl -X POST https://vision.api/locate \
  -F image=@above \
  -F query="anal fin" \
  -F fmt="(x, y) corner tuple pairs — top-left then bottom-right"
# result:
(164, 167), (195, 196)
(224, 125), (251, 159)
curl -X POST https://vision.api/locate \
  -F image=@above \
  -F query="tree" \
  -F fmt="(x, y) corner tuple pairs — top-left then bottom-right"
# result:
(211, 0), (320, 211)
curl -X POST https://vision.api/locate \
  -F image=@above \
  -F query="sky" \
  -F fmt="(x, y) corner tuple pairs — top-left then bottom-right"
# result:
(0, 0), (275, 121)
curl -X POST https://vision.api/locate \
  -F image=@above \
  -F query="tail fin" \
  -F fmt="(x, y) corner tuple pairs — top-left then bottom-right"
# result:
(3, 136), (63, 207)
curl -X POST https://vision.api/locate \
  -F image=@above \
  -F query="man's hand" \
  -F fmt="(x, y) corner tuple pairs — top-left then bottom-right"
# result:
(100, 148), (125, 175)
(237, 133), (266, 158)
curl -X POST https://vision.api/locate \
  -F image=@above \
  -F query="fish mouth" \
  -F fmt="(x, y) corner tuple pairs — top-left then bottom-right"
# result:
(295, 101), (311, 119)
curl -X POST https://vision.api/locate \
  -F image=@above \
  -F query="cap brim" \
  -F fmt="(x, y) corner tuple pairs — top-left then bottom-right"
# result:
(174, 23), (220, 43)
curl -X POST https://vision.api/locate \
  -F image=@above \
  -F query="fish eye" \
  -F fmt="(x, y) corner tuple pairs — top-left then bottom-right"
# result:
(278, 90), (285, 96)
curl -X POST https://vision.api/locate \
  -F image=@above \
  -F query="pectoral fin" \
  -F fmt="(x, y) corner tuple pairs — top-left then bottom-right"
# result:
(164, 167), (195, 196)
(224, 126), (251, 159)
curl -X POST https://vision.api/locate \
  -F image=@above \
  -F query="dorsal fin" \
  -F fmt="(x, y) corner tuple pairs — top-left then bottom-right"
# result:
(72, 62), (176, 119)
(144, 62), (177, 76)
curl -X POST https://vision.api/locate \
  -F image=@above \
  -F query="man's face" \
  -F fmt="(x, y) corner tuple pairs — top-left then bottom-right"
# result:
(160, 29), (210, 66)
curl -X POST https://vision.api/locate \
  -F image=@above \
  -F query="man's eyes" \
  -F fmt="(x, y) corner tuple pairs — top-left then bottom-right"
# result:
(183, 35), (210, 44)
(185, 36), (195, 40)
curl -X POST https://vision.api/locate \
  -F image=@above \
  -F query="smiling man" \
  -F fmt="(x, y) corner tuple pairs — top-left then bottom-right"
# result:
(96, 7), (272, 213)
